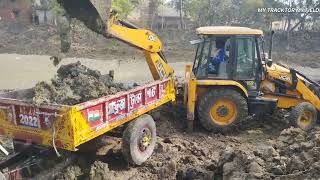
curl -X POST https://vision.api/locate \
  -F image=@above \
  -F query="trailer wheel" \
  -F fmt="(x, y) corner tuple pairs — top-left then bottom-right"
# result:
(289, 102), (317, 131)
(122, 114), (156, 165)
(13, 140), (28, 152)
(198, 89), (248, 132)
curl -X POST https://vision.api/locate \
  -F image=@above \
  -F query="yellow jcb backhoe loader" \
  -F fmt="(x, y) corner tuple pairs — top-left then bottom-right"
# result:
(185, 27), (320, 132)
(58, 0), (320, 133)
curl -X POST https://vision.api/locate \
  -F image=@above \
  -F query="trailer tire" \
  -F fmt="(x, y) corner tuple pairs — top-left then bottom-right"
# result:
(122, 114), (156, 165)
(198, 89), (248, 132)
(13, 140), (28, 152)
(289, 102), (317, 131)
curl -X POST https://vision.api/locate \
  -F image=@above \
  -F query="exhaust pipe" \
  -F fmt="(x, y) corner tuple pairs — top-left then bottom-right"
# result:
(267, 30), (275, 67)
(268, 30), (275, 60)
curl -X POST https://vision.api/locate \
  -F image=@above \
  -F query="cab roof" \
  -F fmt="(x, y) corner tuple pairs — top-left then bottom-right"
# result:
(197, 26), (263, 36)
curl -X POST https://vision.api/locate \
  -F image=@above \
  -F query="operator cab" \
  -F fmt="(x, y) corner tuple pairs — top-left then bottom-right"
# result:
(192, 26), (264, 92)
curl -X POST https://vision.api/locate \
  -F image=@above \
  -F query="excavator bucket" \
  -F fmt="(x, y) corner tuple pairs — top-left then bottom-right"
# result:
(57, 0), (111, 36)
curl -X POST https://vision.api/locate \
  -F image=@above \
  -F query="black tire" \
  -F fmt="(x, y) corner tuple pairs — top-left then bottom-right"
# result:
(289, 102), (317, 131)
(122, 114), (156, 165)
(198, 88), (248, 132)
(13, 140), (28, 152)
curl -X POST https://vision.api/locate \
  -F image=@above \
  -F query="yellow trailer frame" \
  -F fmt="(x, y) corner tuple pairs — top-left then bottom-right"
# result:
(0, 78), (175, 151)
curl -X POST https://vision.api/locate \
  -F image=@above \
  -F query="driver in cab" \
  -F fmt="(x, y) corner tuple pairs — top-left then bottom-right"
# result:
(209, 40), (226, 74)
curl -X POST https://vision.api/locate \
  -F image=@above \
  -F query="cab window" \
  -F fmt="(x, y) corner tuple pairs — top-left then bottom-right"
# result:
(196, 39), (211, 77)
(192, 40), (204, 74)
(235, 37), (256, 80)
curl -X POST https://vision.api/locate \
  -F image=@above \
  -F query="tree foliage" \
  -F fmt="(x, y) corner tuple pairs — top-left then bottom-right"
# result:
(168, 0), (319, 31)
(179, 0), (281, 29)
(148, 0), (162, 28)
(112, 0), (137, 18)
(48, 0), (66, 16)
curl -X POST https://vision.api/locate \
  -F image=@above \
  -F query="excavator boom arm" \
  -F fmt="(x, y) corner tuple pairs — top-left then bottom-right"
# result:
(107, 17), (174, 80)
(58, 0), (174, 81)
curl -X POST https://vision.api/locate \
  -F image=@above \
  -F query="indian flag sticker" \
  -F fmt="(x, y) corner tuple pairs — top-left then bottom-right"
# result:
(88, 110), (102, 121)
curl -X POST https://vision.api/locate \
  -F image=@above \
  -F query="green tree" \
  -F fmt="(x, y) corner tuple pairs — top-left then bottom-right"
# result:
(48, 0), (66, 16)
(172, 0), (285, 29)
(238, 0), (264, 24)
(112, 0), (139, 18)
(148, 0), (162, 29)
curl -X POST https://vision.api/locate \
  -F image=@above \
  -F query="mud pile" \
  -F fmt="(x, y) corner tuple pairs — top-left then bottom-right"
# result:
(31, 61), (127, 105)
(213, 127), (320, 179)
(272, 127), (320, 176)
(147, 127), (320, 179)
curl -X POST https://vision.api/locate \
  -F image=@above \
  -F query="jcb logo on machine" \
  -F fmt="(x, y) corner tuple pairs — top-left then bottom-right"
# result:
(279, 74), (291, 82)
(148, 35), (157, 42)
(156, 60), (166, 79)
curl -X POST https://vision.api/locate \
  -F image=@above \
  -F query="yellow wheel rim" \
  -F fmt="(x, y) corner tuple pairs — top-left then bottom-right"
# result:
(139, 128), (152, 152)
(210, 100), (238, 126)
(298, 110), (313, 129)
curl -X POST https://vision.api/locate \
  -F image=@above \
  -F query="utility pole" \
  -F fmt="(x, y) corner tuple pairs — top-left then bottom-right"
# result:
(179, 0), (184, 29)
(286, 0), (293, 50)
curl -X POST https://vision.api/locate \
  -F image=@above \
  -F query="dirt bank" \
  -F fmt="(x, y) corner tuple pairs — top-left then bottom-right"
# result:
(0, 21), (194, 63)
(273, 51), (320, 69)
(0, 21), (141, 60)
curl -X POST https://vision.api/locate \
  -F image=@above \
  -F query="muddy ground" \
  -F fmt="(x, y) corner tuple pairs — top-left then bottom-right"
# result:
(1, 21), (320, 180)
(25, 107), (320, 180)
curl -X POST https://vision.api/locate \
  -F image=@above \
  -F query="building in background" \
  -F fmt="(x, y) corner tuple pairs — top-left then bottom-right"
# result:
(128, 1), (191, 29)
(0, 0), (33, 24)
(157, 4), (191, 29)
(127, 0), (149, 27)
(33, 0), (55, 25)
(0, 0), (54, 25)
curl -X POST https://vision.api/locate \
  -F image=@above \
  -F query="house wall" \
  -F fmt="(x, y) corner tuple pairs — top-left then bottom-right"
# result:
(128, 1), (192, 29)
(128, 0), (149, 27)
(0, 0), (33, 24)
(35, 9), (55, 24)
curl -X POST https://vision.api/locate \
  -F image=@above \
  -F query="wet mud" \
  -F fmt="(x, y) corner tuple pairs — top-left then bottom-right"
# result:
(41, 106), (320, 180)
(30, 61), (127, 105)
